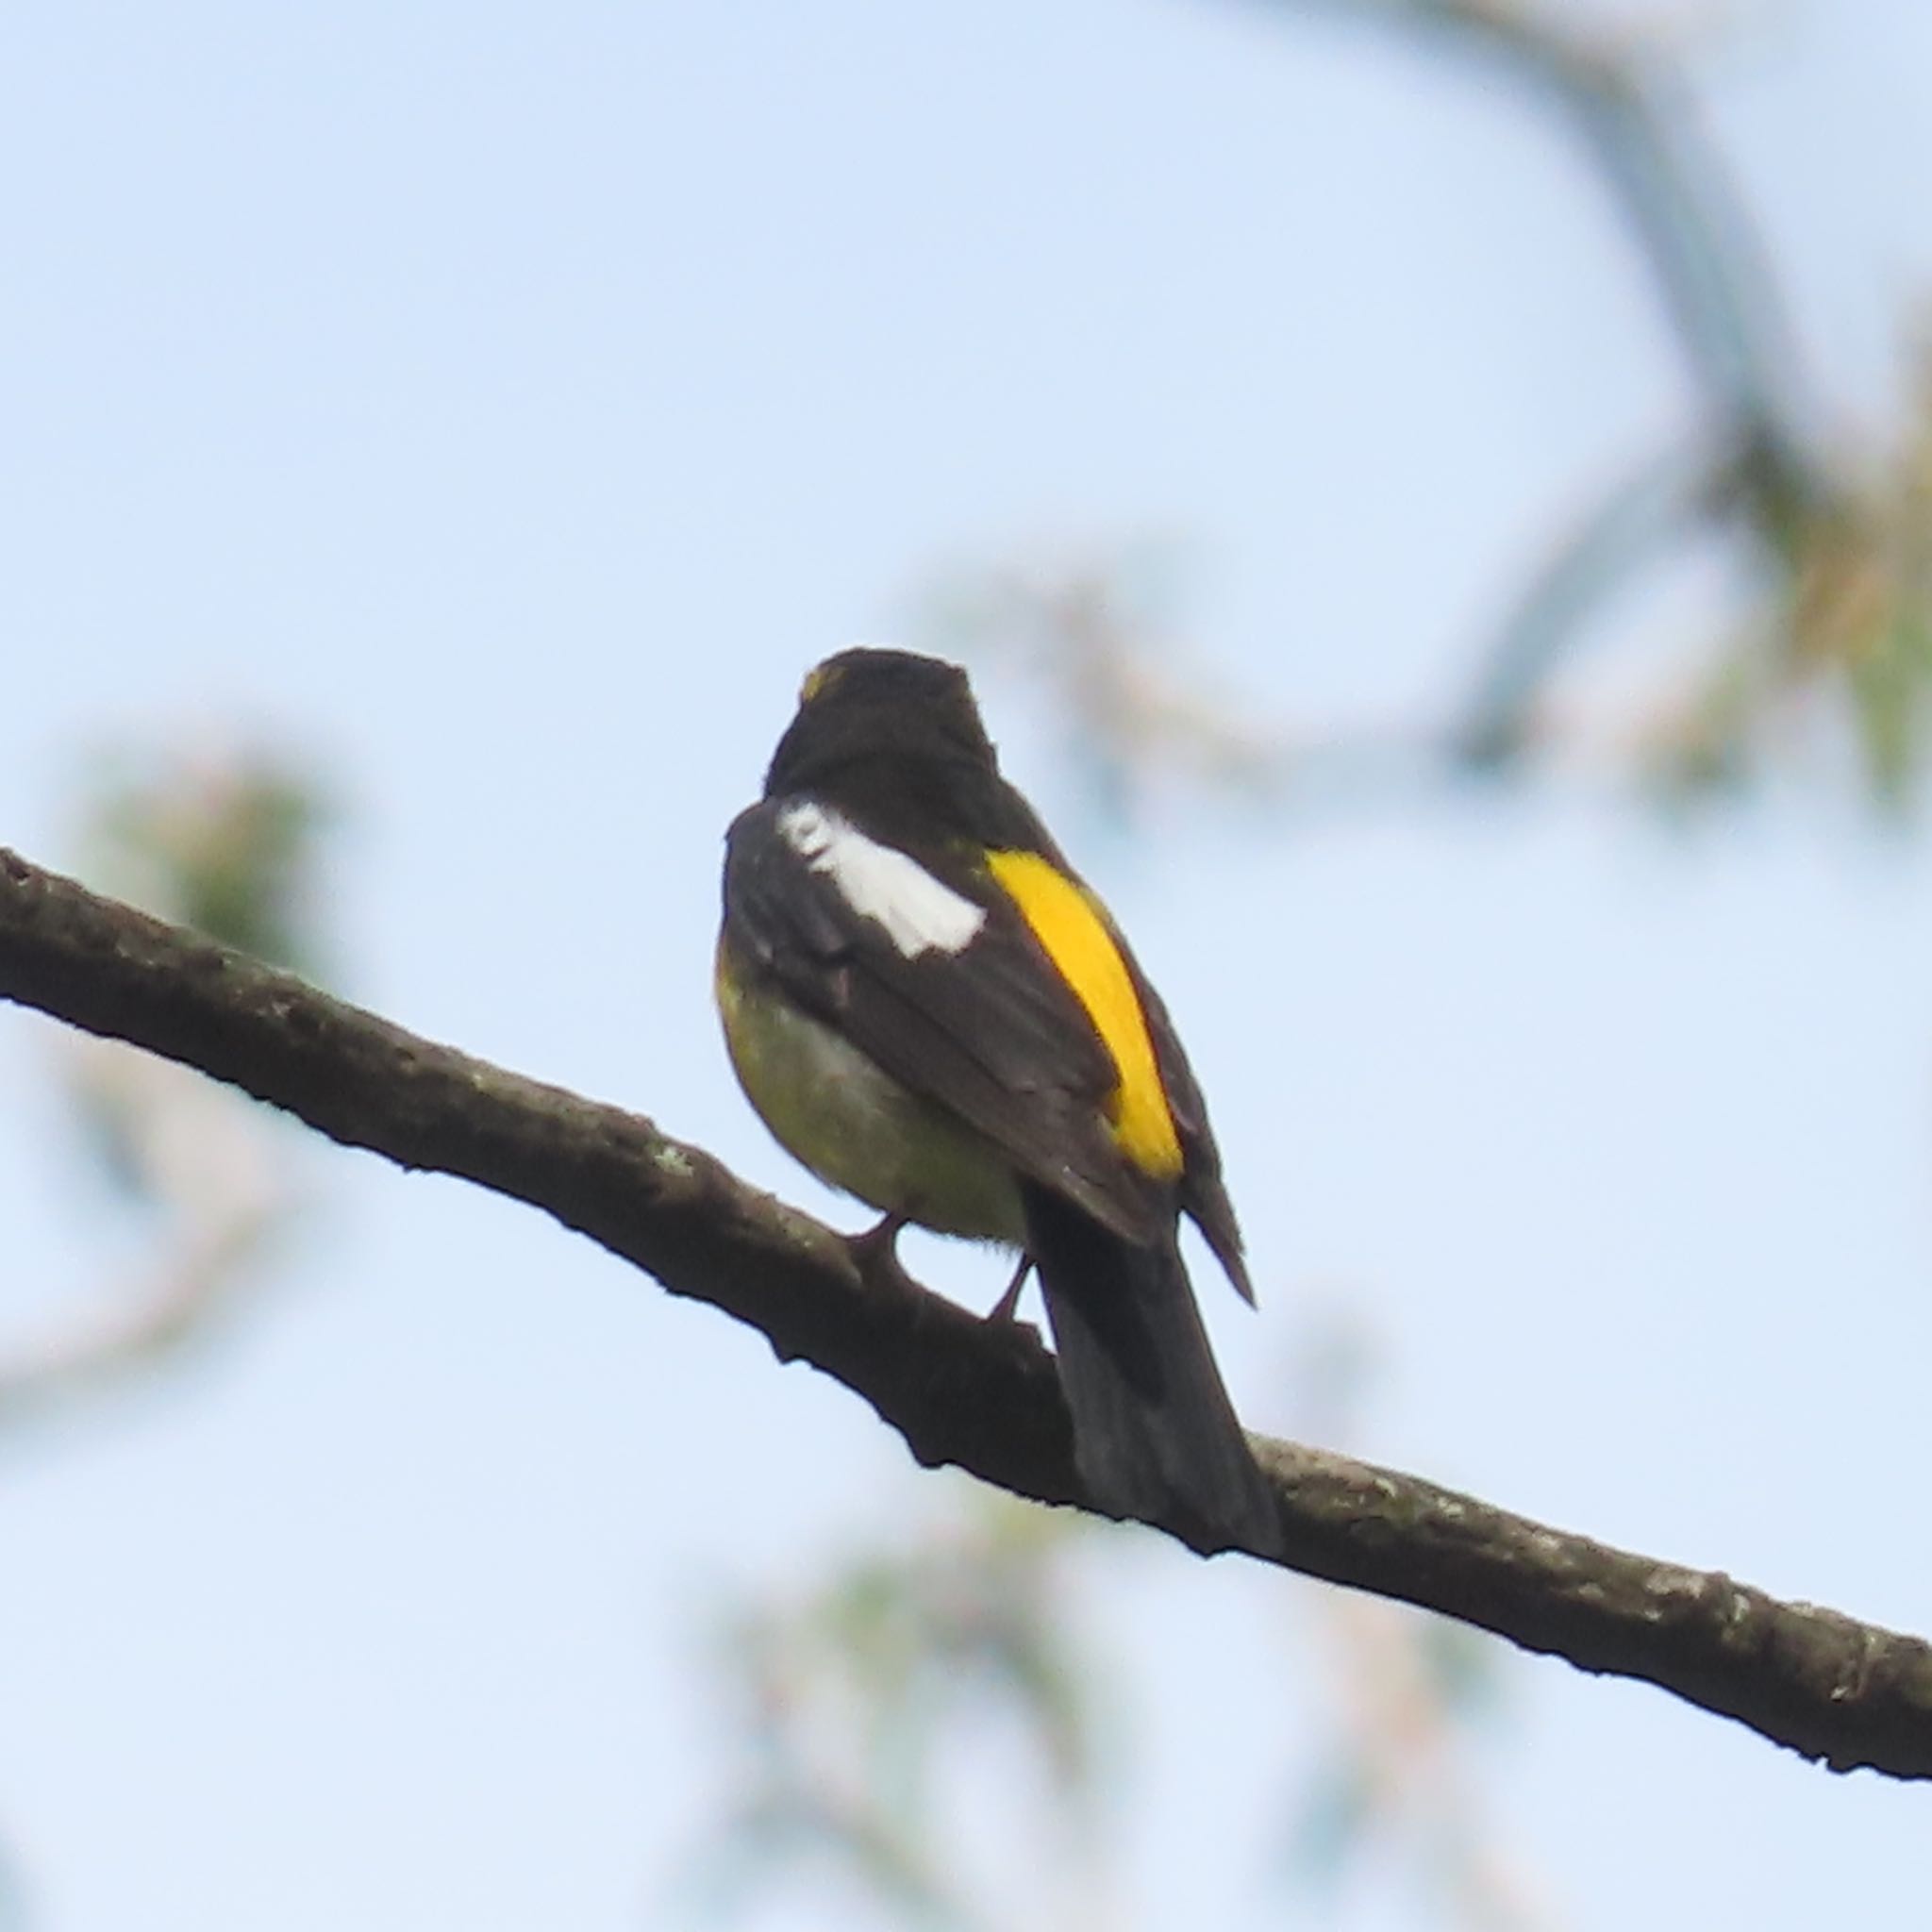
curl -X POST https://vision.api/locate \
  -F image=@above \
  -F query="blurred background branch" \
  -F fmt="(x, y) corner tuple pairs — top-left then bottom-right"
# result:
(920, 0), (1929, 816)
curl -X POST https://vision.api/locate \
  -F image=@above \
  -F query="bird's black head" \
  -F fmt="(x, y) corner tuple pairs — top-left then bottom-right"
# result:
(778, 647), (991, 764)
(762, 648), (1016, 845)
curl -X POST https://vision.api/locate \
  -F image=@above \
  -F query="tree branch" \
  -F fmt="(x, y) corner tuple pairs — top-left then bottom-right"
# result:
(3, 845), (1928, 1779)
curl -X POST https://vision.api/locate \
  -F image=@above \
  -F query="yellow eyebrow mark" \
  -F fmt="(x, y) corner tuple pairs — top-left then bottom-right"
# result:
(798, 659), (844, 706)
(985, 850), (1183, 1179)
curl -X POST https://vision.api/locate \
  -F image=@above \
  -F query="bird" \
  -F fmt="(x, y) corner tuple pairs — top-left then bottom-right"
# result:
(714, 646), (1274, 1554)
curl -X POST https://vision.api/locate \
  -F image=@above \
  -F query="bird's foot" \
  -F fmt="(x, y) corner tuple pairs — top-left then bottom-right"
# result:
(847, 1214), (917, 1297)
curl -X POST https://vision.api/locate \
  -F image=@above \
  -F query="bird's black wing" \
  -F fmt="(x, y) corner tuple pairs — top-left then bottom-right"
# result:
(722, 800), (1169, 1246)
(1130, 968), (1254, 1304)
(951, 779), (1254, 1302)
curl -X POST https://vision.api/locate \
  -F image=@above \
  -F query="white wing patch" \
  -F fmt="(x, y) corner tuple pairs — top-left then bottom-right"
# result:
(777, 801), (987, 958)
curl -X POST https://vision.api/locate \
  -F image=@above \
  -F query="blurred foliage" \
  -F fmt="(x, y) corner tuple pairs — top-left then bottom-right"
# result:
(920, 8), (1932, 823)
(1652, 333), (1932, 803)
(66, 741), (332, 1208)
(920, 545), (1294, 827)
(79, 741), (332, 977)
(0, 740), (332, 1421)
(1286, 1604), (1555, 1931)
(922, 398), (1932, 826)
(684, 1493), (1106, 1931)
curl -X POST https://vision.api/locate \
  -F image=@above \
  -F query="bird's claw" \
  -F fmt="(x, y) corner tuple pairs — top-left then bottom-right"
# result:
(847, 1214), (917, 1297)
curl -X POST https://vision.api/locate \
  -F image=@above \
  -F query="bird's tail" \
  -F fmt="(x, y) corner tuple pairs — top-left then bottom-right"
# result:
(1024, 1187), (1277, 1556)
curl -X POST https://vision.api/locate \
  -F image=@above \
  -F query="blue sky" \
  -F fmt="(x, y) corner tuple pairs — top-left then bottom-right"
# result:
(3, 2), (1931, 1927)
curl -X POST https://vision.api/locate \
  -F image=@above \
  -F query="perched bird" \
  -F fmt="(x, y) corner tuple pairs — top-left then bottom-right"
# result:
(716, 647), (1274, 1553)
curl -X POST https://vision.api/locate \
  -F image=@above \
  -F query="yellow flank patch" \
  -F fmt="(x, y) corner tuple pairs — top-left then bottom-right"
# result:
(985, 849), (1183, 1179)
